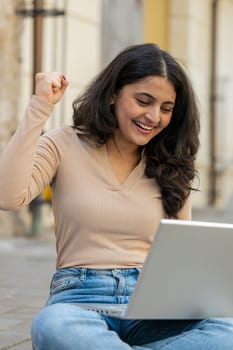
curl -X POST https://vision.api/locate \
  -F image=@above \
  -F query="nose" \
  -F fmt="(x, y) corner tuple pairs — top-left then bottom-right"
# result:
(145, 106), (161, 125)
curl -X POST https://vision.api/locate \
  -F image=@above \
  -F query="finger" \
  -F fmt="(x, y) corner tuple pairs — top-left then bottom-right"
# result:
(35, 72), (68, 104)
(62, 75), (68, 85)
(50, 73), (68, 93)
(35, 72), (59, 90)
(50, 74), (62, 92)
(52, 82), (62, 93)
(60, 75), (69, 91)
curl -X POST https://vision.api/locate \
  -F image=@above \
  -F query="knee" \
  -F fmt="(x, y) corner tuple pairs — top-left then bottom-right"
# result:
(31, 303), (104, 350)
(199, 318), (233, 349)
(31, 303), (72, 349)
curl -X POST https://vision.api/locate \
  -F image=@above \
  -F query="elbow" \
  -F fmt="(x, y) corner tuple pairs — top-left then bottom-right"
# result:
(0, 192), (29, 211)
(0, 198), (25, 211)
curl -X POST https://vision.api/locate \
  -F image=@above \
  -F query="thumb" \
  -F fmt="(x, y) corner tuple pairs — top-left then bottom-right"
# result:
(60, 75), (69, 93)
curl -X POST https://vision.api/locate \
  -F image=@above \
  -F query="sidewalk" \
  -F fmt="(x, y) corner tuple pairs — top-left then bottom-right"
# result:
(0, 198), (233, 349)
(0, 238), (56, 349)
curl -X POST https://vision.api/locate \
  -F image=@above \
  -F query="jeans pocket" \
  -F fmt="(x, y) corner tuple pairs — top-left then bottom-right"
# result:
(50, 269), (79, 295)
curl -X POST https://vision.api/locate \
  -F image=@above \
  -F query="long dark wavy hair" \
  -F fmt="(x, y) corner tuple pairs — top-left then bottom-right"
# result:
(72, 43), (200, 218)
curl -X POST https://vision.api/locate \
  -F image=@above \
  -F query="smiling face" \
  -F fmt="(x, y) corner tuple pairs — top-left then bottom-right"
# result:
(113, 76), (176, 149)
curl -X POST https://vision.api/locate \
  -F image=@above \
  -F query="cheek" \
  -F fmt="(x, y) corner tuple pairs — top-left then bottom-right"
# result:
(115, 102), (137, 123)
(162, 115), (172, 128)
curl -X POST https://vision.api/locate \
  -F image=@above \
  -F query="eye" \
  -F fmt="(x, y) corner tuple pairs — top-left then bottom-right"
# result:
(136, 98), (150, 106)
(161, 106), (173, 113)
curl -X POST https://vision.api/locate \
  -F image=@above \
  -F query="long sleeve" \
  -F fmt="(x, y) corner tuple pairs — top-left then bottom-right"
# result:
(0, 95), (57, 210)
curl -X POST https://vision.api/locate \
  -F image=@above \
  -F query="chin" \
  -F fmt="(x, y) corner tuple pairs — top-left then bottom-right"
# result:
(137, 140), (149, 146)
(134, 136), (156, 146)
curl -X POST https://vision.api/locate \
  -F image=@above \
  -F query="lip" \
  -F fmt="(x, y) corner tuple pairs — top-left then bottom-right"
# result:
(133, 120), (154, 135)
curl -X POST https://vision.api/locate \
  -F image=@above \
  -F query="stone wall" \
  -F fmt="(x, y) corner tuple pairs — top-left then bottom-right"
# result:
(168, 0), (233, 208)
(168, 0), (212, 207)
(0, 0), (26, 235)
(0, 0), (104, 236)
(0, 0), (22, 153)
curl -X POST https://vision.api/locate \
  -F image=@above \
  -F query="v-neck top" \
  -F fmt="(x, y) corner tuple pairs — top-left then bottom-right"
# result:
(0, 95), (191, 269)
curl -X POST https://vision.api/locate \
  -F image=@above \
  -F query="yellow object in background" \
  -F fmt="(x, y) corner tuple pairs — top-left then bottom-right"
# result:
(143, 0), (168, 49)
(42, 186), (53, 202)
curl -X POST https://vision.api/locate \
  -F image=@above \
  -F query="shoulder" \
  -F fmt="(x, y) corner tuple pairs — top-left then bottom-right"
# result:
(41, 125), (78, 145)
(40, 125), (90, 155)
(43, 125), (74, 138)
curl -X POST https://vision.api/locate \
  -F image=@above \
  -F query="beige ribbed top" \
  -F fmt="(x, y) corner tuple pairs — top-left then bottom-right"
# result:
(0, 96), (191, 269)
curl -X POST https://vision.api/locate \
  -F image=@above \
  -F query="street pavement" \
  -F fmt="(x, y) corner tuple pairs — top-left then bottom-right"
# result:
(0, 238), (56, 349)
(1, 197), (233, 349)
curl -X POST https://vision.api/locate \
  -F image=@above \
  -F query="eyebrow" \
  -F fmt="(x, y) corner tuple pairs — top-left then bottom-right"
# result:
(135, 92), (175, 105)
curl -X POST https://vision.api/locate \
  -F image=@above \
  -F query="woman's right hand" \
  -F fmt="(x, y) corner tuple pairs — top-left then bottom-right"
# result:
(35, 72), (68, 105)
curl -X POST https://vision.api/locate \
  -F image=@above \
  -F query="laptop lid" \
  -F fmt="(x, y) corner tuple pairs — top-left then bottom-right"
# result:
(125, 219), (233, 319)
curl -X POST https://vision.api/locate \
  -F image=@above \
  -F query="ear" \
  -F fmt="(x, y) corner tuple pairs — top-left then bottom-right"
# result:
(110, 93), (117, 105)
(110, 92), (117, 105)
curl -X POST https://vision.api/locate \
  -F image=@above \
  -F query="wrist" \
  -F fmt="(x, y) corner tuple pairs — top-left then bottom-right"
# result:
(33, 94), (55, 106)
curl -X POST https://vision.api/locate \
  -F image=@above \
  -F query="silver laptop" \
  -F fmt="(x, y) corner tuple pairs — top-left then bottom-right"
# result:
(78, 219), (233, 319)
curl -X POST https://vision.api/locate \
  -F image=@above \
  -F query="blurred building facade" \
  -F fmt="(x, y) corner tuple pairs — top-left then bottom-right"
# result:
(0, 0), (233, 235)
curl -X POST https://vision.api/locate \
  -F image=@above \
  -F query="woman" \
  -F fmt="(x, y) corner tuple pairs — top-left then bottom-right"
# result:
(0, 43), (233, 349)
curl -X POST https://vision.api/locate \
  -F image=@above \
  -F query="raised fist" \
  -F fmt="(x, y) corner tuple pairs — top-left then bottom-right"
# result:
(35, 72), (68, 105)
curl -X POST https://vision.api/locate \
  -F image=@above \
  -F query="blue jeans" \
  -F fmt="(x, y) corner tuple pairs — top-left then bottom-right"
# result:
(31, 268), (233, 349)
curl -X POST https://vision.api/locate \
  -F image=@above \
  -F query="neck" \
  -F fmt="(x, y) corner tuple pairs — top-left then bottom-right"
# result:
(106, 135), (140, 162)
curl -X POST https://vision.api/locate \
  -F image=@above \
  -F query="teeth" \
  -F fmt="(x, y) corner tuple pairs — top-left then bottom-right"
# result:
(135, 121), (153, 131)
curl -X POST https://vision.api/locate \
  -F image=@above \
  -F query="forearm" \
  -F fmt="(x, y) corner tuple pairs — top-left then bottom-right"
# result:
(0, 95), (54, 210)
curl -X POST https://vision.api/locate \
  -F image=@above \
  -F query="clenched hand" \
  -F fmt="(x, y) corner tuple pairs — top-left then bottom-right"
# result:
(35, 72), (68, 105)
